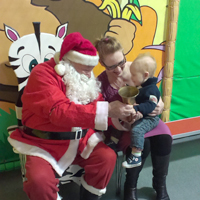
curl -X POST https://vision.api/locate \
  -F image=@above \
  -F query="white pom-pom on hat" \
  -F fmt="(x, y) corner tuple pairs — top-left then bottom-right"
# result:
(54, 63), (66, 76)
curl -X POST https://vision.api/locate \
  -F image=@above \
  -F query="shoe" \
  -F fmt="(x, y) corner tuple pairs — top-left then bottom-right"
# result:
(122, 154), (141, 168)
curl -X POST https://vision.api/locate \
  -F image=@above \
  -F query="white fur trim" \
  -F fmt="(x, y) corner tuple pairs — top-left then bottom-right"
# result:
(81, 175), (106, 196)
(95, 101), (109, 130)
(111, 118), (131, 131)
(8, 137), (79, 176)
(66, 50), (99, 66)
(80, 132), (103, 159)
(54, 63), (66, 76)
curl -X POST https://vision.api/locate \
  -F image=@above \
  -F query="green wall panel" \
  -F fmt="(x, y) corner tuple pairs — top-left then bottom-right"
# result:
(170, 0), (200, 121)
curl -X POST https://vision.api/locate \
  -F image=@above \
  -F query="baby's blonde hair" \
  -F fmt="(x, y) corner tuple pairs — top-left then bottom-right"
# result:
(131, 53), (157, 77)
(94, 35), (123, 60)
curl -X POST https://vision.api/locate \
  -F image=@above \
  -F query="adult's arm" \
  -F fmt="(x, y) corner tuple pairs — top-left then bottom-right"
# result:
(22, 62), (108, 131)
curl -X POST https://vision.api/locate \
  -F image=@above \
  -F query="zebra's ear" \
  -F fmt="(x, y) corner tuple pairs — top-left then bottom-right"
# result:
(55, 23), (68, 39)
(4, 24), (20, 42)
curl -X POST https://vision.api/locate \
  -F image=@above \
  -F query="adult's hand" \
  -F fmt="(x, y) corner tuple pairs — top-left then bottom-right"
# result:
(148, 97), (164, 116)
(108, 100), (135, 119)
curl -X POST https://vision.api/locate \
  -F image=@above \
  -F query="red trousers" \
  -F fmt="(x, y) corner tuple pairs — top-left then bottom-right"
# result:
(23, 142), (116, 200)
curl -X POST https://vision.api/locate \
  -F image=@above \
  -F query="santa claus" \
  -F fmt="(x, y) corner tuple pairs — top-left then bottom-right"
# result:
(8, 32), (134, 200)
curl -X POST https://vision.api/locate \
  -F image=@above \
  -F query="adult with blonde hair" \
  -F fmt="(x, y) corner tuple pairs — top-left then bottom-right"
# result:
(95, 36), (172, 200)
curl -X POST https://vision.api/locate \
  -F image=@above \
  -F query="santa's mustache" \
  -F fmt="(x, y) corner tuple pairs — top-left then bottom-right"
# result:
(80, 74), (89, 83)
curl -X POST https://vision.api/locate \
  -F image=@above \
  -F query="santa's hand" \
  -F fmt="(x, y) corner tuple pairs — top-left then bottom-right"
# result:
(108, 101), (135, 119)
(105, 19), (136, 54)
(120, 111), (140, 124)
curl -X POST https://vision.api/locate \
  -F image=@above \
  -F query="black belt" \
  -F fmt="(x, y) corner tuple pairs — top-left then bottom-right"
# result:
(23, 126), (88, 140)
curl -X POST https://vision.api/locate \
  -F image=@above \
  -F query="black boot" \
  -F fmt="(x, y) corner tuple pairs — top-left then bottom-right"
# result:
(124, 158), (146, 200)
(124, 139), (151, 200)
(151, 154), (170, 200)
(80, 185), (101, 200)
(124, 185), (138, 200)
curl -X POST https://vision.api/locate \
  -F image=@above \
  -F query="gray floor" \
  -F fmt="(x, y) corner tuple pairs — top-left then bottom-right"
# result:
(0, 134), (200, 200)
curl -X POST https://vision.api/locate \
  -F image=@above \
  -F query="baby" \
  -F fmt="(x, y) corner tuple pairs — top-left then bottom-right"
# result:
(122, 53), (160, 168)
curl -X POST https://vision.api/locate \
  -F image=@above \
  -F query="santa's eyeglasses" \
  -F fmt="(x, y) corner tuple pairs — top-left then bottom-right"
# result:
(102, 55), (126, 71)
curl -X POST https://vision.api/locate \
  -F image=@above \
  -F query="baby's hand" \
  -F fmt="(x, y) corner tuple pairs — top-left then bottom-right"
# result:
(133, 111), (143, 122)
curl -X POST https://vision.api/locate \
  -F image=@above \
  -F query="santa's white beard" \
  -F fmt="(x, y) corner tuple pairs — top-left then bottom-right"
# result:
(61, 60), (101, 105)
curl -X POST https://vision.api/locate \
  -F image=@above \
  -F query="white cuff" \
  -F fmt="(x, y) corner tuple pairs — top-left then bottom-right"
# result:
(95, 101), (108, 130)
(80, 132), (103, 159)
(81, 175), (106, 196)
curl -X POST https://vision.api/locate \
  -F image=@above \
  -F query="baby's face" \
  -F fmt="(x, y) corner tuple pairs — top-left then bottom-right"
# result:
(130, 62), (147, 87)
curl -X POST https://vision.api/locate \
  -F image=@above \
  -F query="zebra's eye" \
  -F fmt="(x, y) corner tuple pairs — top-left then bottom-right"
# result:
(29, 59), (38, 71)
(22, 55), (38, 74)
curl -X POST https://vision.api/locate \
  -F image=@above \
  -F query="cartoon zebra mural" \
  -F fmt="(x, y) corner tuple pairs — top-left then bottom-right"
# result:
(5, 22), (85, 190)
(5, 22), (68, 126)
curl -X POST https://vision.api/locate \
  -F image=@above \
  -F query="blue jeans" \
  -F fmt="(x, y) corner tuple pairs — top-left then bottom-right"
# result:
(130, 116), (160, 150)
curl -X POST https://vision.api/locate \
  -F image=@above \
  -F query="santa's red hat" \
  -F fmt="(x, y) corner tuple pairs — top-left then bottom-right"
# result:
(59, 32), (99, 66)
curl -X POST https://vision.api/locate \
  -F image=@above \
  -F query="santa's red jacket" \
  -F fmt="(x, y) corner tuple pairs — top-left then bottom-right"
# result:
(8, 57), (120, 176)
